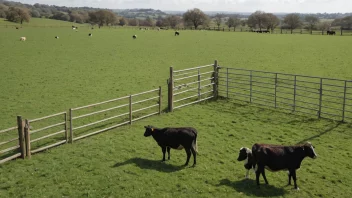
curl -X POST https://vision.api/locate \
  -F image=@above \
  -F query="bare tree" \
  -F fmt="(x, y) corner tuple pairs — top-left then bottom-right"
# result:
(305, 15), (319, 32)
(214, 13), (223, 29)
(226, 15), (241, 29)
(166, 15), (181, 28)
(317, 21), (331, 31)
(183, 8), (208, 29)
(284, 13), (302, 34)
(247, 11), (267, 31)
(264, 13), (280, 32)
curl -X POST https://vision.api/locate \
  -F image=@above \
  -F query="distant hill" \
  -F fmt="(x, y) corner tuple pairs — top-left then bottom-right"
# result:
(113, 9), (168, 19)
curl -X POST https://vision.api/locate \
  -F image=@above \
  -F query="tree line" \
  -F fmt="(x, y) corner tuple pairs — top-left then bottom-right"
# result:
(1, 0), (352, 31)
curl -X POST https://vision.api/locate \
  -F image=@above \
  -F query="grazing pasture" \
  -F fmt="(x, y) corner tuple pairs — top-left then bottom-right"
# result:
(1, 18), (352, 197)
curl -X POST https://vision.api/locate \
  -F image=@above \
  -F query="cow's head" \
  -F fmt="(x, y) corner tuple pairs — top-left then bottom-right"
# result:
(144, 125), (155, 137)
(237, 147), (250, 161)
(303, 142), (318, 159)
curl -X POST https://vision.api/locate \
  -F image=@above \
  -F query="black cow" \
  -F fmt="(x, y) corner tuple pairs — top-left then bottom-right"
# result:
(88, 33), (92, 37)
(132, 35), (137, 39)
(327, 30), (336, 35)
(237, 147), (256, 178)
(252, 142), (317, 190)
(175, 31), (180, 36)
(143, 125), (198, 166)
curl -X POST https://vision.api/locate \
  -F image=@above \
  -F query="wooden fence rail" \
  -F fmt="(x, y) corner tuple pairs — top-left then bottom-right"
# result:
(0, 87), (162, 164)
(70, 87), (161, 142)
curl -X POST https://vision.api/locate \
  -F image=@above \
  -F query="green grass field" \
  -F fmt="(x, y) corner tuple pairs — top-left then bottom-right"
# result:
(1, 18), (352, 197)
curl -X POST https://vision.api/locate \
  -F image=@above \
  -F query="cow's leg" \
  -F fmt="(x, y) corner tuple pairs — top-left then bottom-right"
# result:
(167, 147), (171, 160)
(255, 164), (262, 187)
(184, 147), (191, 166)
(261, 168), (269, 184)
(190, 145), (197, 166)
(292, 170), (299, 190)
(288, 170), (292, 185)
(161, 146), (166, 162)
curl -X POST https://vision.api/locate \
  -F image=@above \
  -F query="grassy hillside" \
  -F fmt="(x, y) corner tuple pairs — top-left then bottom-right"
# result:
(1, 18), (352, 198)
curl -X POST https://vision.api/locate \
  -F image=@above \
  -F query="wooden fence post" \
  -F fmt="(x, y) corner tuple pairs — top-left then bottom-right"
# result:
(198, 69), (201, 101)
(168, 67), (174, 112)
(293, 75), (297, 112)
(17, 116), (25, 159)
(342, 81), (347, 122)
(24, 119), (31, 159)
(129, 95), (133, 124)
(274, 73), (278, 108)
(69, 108), (73, 143)
(64, 113), (68, 143)
(159, 86), (162, 115)
(250, 71), (253, 103)
(226, 68), (229, 98)
(318, 78), (323, 118)
(213, 60), (219, 99)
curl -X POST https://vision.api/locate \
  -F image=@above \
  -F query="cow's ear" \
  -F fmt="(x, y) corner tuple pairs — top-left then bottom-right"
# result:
(151, 128), (154, 132)
(144, 126), (148, 129)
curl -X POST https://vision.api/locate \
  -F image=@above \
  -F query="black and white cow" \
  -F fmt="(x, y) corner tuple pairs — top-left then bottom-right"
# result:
(175, 31), (180, 36)
(143, 125), (198, 166)
(237, 147), (256, 178)
(252, 142), (318, 190)
(132, 35), (137, 39)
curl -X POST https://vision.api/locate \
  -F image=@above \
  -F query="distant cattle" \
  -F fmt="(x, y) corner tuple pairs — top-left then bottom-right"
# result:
(143, 125), (198, 166)
(175, 31), (180, 36)
(55, 36), (59, 39)
(15, 27), (19, 29)
(132, 35), (137, 39)
(327, 30), (336, 35)
(237, 147), (256, 178)
(252, 142), (317, 190)
(20, 37), (26, 41)
(88, 33), (92, 37)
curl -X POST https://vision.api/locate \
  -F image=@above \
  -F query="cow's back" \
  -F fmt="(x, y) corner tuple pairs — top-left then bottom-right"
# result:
(163, 127), (197, 149)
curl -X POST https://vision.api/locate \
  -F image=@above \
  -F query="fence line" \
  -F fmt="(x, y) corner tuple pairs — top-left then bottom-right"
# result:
(218, 67), (352, 122)
(0, 87), (162, 164)
(167, 61), (218, 112)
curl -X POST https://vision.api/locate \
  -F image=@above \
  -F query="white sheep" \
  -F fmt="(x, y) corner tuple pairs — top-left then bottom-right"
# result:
(20, 37), (26, 41)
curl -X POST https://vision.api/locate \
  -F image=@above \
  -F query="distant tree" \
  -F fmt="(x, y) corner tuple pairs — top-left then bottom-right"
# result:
(247, 11), (267, 30)
(183, 8), (208, 29)
(144, 16), (154, 26)
(317, 21), (331, 31)
(0, 4), (8, 18)
(128, 18), (139, 26)
(264, 13), (280, 32)
(166, 15), (181, 28)
(338, 16), (352, 29)
(283, 13), (302, 34)
(305, 15), (319, 32)
(226, 15), (241, 29)
(214, 13), (223, 29)
(155, 19), (163, 27)
(241, 19), (247, 27)
(119, 17), (127, 26)
(6, 6), (31, 24)
(51, 11), (70, 21)
(89, 9), (117, 28)
(31, 9), (40, 18)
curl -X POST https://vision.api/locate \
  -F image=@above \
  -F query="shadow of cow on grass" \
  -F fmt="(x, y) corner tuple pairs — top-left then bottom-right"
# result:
(113, 157), (185, 173)
(216, 178), (287, 197)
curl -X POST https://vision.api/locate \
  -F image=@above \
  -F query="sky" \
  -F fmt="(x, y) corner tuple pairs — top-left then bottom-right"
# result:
(18, 0), (352, 13)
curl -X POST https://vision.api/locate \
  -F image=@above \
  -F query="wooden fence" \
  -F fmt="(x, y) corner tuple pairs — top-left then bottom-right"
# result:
(218, 67), (352, 122)
(167, 61), (218, 112)
(0, 87), (161, 164)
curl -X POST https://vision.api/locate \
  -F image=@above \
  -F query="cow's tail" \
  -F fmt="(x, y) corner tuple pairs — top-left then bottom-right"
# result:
(192, 129), (198, 154)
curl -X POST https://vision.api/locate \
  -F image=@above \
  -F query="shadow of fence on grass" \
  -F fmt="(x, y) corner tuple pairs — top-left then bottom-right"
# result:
(113, 157), (184, 173)
(215, 178), (287, 197)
